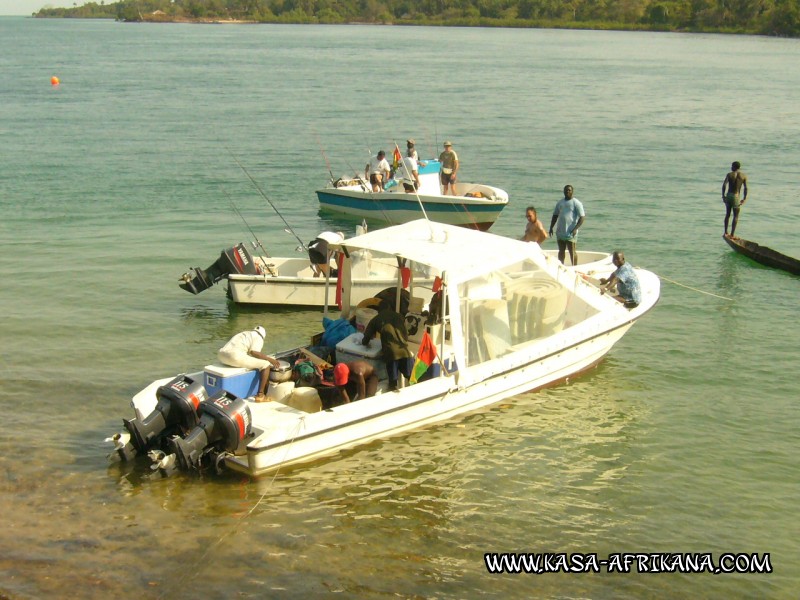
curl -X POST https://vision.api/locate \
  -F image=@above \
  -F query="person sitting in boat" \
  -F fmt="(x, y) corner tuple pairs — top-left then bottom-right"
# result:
(398, 154), (420, 193)
(333, 360), (379, 404)
(721, 161), (748, 239)
(438, 141), (459, 196)
(308, 231), (344, 278)
(217, 326), (280, 403)
(599, 251), (642, 309)
(365, 150), (391, 192)
(362, 301), (413, 391)
(521, 206), (548, 244)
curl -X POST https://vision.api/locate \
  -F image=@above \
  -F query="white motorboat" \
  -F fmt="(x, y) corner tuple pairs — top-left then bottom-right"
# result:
(316, 159), (509, 231)
(113, 220), (658, 477)
(179, 240), (611, 308)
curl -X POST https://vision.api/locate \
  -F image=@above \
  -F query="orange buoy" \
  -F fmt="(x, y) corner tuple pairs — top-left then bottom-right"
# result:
(51, 76), (60, 86)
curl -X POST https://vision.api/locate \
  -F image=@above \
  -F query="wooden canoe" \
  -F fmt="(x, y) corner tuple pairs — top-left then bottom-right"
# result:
(723, 235), (800, 276)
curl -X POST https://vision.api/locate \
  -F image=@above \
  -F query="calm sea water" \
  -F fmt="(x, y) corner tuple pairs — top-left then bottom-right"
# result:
(1, 17), (798, 598)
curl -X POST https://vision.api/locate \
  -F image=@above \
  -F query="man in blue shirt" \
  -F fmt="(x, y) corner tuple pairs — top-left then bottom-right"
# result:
(549, 184), (586, 265)
(600, 251), (642, 308)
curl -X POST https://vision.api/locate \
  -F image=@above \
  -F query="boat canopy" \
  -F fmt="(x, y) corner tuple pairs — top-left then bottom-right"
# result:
(339, 219), (547, 286)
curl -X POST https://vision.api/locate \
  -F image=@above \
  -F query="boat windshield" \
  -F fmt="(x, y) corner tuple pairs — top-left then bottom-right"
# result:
(458, 259), (588, 365)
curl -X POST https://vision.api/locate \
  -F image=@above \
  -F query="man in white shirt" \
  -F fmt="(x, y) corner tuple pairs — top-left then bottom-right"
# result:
(399, 155), (420, 192)
(217, 326), (280, 402)
(365, 150), (390, 192)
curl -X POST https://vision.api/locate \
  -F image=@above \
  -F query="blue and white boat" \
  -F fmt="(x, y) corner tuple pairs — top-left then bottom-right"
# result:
(316, 159), (509, 231)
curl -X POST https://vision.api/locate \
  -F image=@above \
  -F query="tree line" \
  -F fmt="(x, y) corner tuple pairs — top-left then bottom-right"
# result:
(35, 0), (800, 37)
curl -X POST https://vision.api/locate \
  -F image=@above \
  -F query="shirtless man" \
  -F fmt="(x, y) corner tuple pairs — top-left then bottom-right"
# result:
(521, 206), (548, 244)
(722, 161), (748, 239)
(333, 359), (379, 404)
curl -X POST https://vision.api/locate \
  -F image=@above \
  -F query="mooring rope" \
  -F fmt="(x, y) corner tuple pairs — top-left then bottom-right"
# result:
(157, 415), (307, 599)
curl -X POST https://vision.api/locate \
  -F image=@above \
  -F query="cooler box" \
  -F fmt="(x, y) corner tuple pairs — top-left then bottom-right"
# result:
(335, 332), (388, 381)
(204, 364), (260, 399)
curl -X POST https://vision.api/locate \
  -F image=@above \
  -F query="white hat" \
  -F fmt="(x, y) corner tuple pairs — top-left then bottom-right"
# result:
(254, 326), (266, 338)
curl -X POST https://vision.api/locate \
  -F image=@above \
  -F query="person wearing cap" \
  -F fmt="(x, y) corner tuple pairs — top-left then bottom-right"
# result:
(307, 231), (344, 278)
(333, 360), (379, 404)
(398, 153), (420, 193)
(406, 139), (419, 161)
(406, 139), (427, 168)
(365, 150), (391, 192)
(217, 326), (280, 403)
(438, 141), (459, 196)
(721, 161), (748, 239)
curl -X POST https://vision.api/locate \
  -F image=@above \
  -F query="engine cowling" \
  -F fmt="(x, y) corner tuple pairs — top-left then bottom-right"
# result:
(179, 243), (259, 295)
(124, 374), (207, 454)
(168, 390), (252, 471)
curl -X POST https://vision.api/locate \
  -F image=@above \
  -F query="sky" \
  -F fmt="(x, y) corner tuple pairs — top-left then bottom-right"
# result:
(0, 0), (77, 15)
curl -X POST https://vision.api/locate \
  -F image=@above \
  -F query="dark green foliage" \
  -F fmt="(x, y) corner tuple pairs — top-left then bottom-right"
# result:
(34, 0), (800, 37)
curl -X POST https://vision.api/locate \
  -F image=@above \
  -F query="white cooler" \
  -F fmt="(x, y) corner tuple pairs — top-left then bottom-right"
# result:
(335, 332), (388, 380)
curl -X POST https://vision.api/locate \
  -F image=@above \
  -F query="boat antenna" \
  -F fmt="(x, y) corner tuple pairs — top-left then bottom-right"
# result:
(226, 148), (307, 251)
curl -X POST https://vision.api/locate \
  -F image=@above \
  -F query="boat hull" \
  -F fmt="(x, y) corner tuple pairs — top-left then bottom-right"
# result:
(723, 235), (800, 276)
(316, 188), (507, 231)
(228, 318), (637, 477)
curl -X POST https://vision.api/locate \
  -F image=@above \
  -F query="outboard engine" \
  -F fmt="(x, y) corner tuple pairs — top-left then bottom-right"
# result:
(123, 374), (207, 455)
(179, 243), (259, 295)
(168, 390), (252, 472)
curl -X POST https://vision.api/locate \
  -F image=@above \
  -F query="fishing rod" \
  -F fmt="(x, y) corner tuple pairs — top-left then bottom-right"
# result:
(221, 187), (278, 276)
(226, 148), (307, 251)
(314, 131), (336, 183)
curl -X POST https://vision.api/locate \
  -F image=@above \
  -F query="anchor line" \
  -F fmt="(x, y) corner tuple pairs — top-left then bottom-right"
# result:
(654, 273), (733, 301)
(156, 417), (307, 600)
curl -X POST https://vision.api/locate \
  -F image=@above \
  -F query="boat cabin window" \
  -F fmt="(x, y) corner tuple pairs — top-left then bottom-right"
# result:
(459, 259), (589, 365)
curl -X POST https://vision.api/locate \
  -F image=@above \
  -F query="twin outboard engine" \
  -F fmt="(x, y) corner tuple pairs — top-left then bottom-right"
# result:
(168, 390), (252, 471)
(179, 243), (259, 295)
(123, 374), (207, 455)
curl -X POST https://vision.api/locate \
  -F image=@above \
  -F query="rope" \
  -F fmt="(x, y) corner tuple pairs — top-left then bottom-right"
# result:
(655, 273), (733, 301)
(156, 416), (307, 599)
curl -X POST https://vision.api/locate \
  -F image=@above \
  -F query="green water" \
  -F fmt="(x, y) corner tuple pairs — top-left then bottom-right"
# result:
(1, 17), (798, 598)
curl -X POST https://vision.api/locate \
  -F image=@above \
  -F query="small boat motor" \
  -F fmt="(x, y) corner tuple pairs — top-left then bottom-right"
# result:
(123, 374), (207, 455)
(168, 390), (252, 472)
(179, 243), (259, 295)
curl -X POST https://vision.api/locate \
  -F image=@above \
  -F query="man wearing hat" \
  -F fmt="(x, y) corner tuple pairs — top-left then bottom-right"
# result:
(406, 139), (419, 161)
(438, 141), (459, 196)
(333, 360), (379, 404)
(218, 326), (280, 403)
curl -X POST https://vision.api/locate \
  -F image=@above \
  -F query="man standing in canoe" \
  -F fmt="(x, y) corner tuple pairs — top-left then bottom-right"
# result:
(722, 161), (748, 239)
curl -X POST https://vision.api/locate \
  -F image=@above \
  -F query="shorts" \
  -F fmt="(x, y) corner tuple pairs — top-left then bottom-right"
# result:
(218, 350), (272, 371)
(308, 248), (327, 265)
(724, 193), (741, 209)
(370, 174), (384, 187)
(440, 171), (456, 185)
(403, 182), (418, 192)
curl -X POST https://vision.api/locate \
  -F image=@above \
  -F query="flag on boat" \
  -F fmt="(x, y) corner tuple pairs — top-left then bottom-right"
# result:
(410, 331), (437, 384)
(392, 145), (402, 170)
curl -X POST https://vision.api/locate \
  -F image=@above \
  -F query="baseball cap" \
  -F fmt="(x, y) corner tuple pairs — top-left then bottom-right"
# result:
(443, 140), (452, 146)
(407, 139), (415, 144)
(254, 326), (266, 338)
(334, 363), (349, 386)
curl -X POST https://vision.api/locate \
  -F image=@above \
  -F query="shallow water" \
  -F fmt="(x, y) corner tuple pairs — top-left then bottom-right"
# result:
(1, 17), (798, 598)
